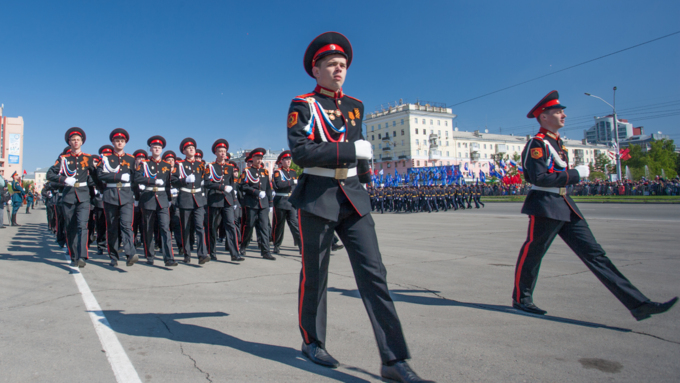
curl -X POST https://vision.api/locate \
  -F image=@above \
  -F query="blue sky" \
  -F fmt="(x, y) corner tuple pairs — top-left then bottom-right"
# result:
(2, 0), (679, 172)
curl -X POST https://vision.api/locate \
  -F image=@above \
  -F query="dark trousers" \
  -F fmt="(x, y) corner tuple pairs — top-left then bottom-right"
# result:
(272, 207), (300, 249)
(62, 201), (90, 261)
(169, 203), (182, 253)
(133, 205), (143, 246)
(298, 206), (410, 364)
(513, 214), (649, 310)
(207, 205), (240, 257)
(46, 204), (55, 231)
(179, 207), (207, 259)
(56, 203), (67, 247)
(104, 202), (135, 261)
(87, 207), (107, 252)
(142, 207), (175, 262)
(240, 207), (270, 255)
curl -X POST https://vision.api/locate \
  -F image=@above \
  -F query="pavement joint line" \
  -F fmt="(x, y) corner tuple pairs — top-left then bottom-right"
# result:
(63, 253), (142, 383)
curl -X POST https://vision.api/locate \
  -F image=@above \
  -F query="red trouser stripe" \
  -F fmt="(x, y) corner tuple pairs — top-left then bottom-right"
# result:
(514, 215), (535, 302)
(297, 208), (310, 344)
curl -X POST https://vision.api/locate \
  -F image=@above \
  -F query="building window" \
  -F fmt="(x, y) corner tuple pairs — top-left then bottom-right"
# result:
(387, 162), (391, 168)
(446, 141), (449, 146)
(371, 135), (374, 140)
(416, 150), (419, 155)
(378, 133), (381, 139)
(438, 120), (441, 126)
(393, 131), (396, 137)
(371, 126), (374, 131)
(401, 119), (404, 125)
(464, 143), (468, 148)
(416, 139), (419, 145)
(417, 160), (420, 166)
(422, 118), (426, 124)
(401, 129), (404, 136)
(401, 140), (404, 146)
(438, 130), (441, 136)
(484, 153), (488, 158)
(380, 162), (382, 167)
(445, 121), (448, 126)
(414, 119), (417, 124)
(459, 152), (462, 157)
(457, 142), (461, 148)
(424, 130), (427, 135)
(483, 144), (487, 149)
(430, 119), (433, 125)
(415, 128), (418, 134)
(393, 121), (396, 127)
(379, 143), (382, 149)
(446, 151), (449, 156)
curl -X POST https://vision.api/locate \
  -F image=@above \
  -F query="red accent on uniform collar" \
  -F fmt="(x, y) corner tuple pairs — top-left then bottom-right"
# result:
(185, 158), (195, 163)
(152, 158), (162, 164)
(314, 85), (343, 99)
(114, 151), (127, 157)
(70, 151), (83, 157)
(539, 127), (560, 140)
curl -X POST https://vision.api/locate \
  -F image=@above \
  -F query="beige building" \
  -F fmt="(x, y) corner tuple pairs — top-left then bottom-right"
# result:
(365, 100), (608, 177)
(0, 105), (25, 178)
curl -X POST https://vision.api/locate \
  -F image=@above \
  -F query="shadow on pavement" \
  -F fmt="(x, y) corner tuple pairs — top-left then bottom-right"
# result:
(328, 286), (633, 333)
(101, 310), (376, 382)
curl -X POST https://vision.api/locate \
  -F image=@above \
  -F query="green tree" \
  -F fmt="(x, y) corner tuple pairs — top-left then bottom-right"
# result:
(290, 160), (303, 174)
(593, 153), (612, 173)
(622, 139), (678, 180)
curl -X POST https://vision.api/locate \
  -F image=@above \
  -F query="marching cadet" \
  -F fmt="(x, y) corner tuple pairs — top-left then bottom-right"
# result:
(172, 138), (210, 265)
(134, 136), (178, 266)
(239, 148), (275, 260)
(513, 90), (677, 321)
(46, 128), (98, 267)
(271, 150), (301, 254)
(25, 184), (34, 214)
(229, 159), (243, 245)
(41, 183), (55, 231)
(205, 139), (243, 261)
(163, 150), (183, 254)
(288, 32), (432, 382)
(88, 145), (111, 255)
(9, 171), (24, 226)
(97, 128), (138, 267)
(132, 149), (148, 249)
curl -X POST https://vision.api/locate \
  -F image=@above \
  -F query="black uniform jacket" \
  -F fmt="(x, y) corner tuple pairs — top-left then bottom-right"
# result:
(286, 86), (372, 222)
(272, 168), (297, 210)
(205, 161), (236, 207)
(171, 159), (207, 209)
(134, 158), (173, 210)
(521, 128), (582, 221)
(239, 166), (272, 209)
(96, 152), (136, 205)
(46, 152), (97, 205)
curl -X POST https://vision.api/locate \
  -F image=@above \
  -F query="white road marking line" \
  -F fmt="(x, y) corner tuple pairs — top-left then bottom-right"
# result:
(65, 255), (142, 383)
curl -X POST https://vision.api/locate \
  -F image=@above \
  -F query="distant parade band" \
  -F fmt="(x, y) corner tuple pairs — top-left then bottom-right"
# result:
(8, 31), (677, 383)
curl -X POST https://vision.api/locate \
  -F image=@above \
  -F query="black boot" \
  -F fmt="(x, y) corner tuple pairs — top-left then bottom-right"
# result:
(11, 213), (20, 226)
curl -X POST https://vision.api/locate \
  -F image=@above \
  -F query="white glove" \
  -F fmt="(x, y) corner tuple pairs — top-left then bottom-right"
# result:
(575, 165), (590, 179)
(234, 205), (238, 210)
(155, 179), (164, 186)
(185, 174), (196, 183)
(293, 179), (298, 184)
(258, 191), (266, 199)
(48, 192), (52, 197)
(120, 173), (130, 182)
(233, 190), (238, 197)
(65, 177), (76, 186)
(269, 207), (273, 213)
(134, 201), (139, 207)
(225, 185), (233, 193)
(354, 140), (373, 160)
(139, 184), (146, 191)
(94, 189), (99, 195)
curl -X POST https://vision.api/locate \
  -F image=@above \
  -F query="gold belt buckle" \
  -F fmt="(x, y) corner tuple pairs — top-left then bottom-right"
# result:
(559, 187), (566, 196)
(334, 168), (348, 180)
(153, 187), (159, 192)
(116, 182), (122, 188)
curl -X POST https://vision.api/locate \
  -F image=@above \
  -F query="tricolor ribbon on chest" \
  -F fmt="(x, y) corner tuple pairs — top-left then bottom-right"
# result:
(208, 164), (223, 182)
(59, 156), (76, 177)
(142, 162), (157, 179)
(245, 169), (260, 183)
(526, 136), (568, 171)
(278, 170), (289, 182)
(293, 97), (346, 143)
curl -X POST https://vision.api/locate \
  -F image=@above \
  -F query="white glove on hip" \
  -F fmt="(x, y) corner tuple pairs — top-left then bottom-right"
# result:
(139, 184), (146, 191)
(354, 140), (373, 160)
(185, 174), (196, 183)
(65, 177), (76, 186)
(575, 165), (590, 179)
(258, 191), (266, 199)
(269, 207), (273, 213)
(155, 179), (164, 186)
(293, 179), (298, 184)
(120, 173), (130, 182)
(225, 185), (233, 193)
(134, 201), (139, 207)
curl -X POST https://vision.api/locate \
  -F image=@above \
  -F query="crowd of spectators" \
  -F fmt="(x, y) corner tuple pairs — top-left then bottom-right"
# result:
(479, 176), (680, 196)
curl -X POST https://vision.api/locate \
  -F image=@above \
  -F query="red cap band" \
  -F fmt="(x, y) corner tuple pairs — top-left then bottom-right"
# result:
(183, 141), (195, 149)
(135, 153), (146, 158)
(312, 44), (346, 67)
(533, 99), (561, 118)
(69, 131), (81, 137)
(113, 133), (126, 139)
(216, 143), (227, 149)
(150, 139), (163, 146)
(252, 151), (264, 157)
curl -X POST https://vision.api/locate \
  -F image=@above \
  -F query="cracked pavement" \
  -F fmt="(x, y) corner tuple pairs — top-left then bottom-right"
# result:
(0, 203), (679, 382)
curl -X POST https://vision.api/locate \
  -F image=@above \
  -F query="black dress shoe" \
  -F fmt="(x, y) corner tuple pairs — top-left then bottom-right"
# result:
(210, 254), (218, 261)
(109, 259), (118, 267)
(183, 255), (191, 263)
(97, 248), (104, 255)
(331, 243), (344, 251)
(262, 253), (276, 260)
(301, 342), (339, 368)
(126, 254), (139, 266)
(381, 361), (434, 383)
(631, 297), (678, 321)
(165, 260), (178, 267)
(273, 247), (280, 254)
(77, 259), (87, 268)
(146, 257), (154, 265)
(231, 255), (244, 261)
(239, 248), (246, 256)
(69, 260), (77, 267)
(198, 256), (210, 265)
(513, 301), (547, 315)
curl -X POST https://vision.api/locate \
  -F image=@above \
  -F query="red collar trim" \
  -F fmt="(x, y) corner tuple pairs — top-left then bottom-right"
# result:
(539, 127), (559, 140)
(314, 85), (343, 99)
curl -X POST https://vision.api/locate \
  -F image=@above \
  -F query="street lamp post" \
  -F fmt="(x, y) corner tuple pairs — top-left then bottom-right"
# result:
(585, 87), (623, 181)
